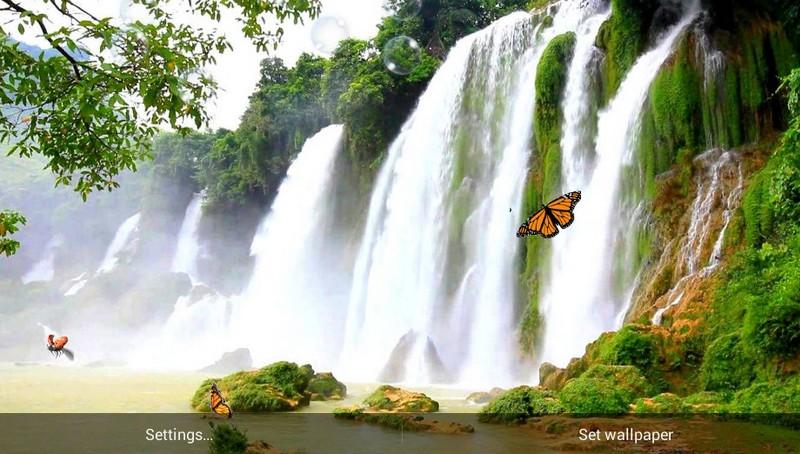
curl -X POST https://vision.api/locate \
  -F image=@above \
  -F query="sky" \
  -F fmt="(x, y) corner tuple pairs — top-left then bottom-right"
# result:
(6, 0), (389, 130)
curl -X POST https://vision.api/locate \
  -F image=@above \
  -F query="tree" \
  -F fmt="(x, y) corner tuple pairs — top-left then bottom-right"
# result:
(0, 210), (26, 256)
(0, 0), (320, 254)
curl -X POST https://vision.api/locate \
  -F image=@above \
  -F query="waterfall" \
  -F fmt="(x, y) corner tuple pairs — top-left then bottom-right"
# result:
(21, 235), (63, 284)
(228, 124), (348, 371)
(171, 191), (205, 284)
(97, 212), (141, 274)
(341, 4), (598, 387)
(539, 1), (701, 368)
(651, 149), (743, 324)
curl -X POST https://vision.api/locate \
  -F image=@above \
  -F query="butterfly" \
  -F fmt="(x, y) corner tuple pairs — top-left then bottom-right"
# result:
(46, 334), (74, 361)
(516, 191), (581, 239)
(210, 383), (233, 418)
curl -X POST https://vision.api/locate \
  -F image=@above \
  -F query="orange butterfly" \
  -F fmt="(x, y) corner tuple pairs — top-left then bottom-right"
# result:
(210, 383), (233, 418)
(516, 191), (581, 239)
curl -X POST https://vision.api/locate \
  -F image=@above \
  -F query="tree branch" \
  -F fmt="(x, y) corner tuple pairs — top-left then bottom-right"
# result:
(2, 0), (83, 80)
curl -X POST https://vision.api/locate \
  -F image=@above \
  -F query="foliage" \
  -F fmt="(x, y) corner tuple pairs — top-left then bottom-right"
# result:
(307, 372), (347, 400)
(0, 0), (320, 201)
(700, 333), (756, 392)
(0, 209), (26, 256)
(559, 364), (652, 415)
(208, 422), (248, 454)
(478, 386), (563, 423)
(727, 376), (800, 414)
(597, 325), (658, 372)
(632, 393), (687, 413)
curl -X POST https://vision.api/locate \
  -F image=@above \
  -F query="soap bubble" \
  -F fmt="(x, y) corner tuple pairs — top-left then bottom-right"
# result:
(310, 15), (349, 55)
(382, 36), (421, 75)
(384, 0), (422, 21)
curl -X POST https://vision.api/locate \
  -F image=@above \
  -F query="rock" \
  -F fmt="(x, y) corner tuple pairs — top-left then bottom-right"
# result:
(198, 348), (253, 374)
(192, 361), (315, 412)
(333, 407), (473, 434)
(539, 361), (571, 391)
(466, 387), (505, 404)
(363, 385), (439, 412)
(379, 330), (452, 383)
(307, 372), (347, 401)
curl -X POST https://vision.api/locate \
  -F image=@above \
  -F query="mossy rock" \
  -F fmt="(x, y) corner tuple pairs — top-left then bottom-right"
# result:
(363, 385), (439, 412)
(632, 392), (687, 413)
(682, 391), (728, 413)
(559, 364), (653, 415)
(478, 386), (563, 424)
(307, 372), (347, 401)
(192, 361), (315, 412)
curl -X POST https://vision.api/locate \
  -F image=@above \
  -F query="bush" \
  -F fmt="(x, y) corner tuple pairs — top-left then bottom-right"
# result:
(728, 377), (800, 413)
(208, 422), (248, 454)
(478, 386), (563, 424)
(744, 295), (800, 357)
(254, 361), (315, 397)
(559, 365), (653, 415)
(700, 333), (756, 392)
(632, 393), (687, 413)
(597, 326), (658, 372)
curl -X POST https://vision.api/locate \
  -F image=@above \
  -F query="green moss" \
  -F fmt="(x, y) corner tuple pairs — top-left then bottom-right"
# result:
(534, 31), (576, 196)
(307, 372), (347, 401)
(191, 361), (315, 413)
(744, 295), (800, 357)
(478, 386), (564, 423)
(632, 393), (687, 413)
(595, 0), (658, 102)
(728, 376), (800, 414)
(700, 333), (757, 392)
(363, 385), (439, 412)
(596, 325), (658, 372)
(559, 364), (652, 415)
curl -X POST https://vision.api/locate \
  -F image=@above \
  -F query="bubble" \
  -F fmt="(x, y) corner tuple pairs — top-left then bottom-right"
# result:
(447, 9), (479, 32)
(384, 0), (422, 21)
(382, 36), (421, 76)
(310, 15), (349, 55)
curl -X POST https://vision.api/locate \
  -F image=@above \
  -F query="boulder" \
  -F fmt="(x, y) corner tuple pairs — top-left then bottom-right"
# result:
(466, 387), (505, 404)
(307, 372), (347, 401)
(192, 361), (315, 412)
(363, 385), (439, 412)
(379, 330), (451, 383)
(199, 348), (253, 375)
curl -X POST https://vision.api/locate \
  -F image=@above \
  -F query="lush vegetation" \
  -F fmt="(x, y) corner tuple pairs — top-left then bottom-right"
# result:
(0, 0), (322, 255)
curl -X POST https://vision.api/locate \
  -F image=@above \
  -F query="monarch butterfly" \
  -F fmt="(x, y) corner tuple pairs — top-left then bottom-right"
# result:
(46, 334), (74, 361)
(517, 191), (581, 239)
(210, 383), (233, 418)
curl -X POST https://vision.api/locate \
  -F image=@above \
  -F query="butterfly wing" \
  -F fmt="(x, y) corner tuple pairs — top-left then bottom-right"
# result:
(52, 336), (68, 350)
(210, 384), (233, 418)
(517, 207), (547, 238)
(545, 191), (581, 228)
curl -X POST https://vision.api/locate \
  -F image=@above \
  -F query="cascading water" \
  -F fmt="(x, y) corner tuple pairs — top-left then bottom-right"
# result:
(341, 3), (598, 387)
(171, 191), (205, 284)
(21, 235), (62, 284)
(538, 1), (701, 368)
(97, 212), (141, 274)
(131, 124), (347, 370)
(651, 149), (743, 324)
(228, 124), (348, 371)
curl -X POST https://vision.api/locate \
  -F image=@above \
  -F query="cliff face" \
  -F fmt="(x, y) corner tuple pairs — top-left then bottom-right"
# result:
(523, 0), (800, 412)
